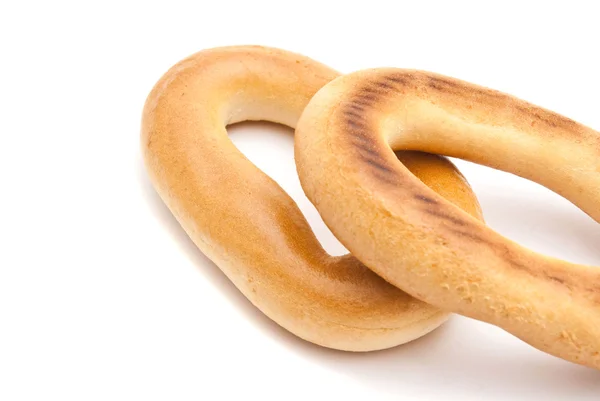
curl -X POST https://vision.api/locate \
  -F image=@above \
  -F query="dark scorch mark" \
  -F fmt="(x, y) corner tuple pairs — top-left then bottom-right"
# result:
(343, 110), (366, 121)
(449, 229), (488, 244)
(363, 158), (395, 174)
(514, 104), (578, 131)
(423, 209), (467, 226)
(414, 194), (438, 205)
(383, 74), (409, 86)
(356, 145), (382, 158)
(375, 81), (395, 91)
(346, 119), (365, 130)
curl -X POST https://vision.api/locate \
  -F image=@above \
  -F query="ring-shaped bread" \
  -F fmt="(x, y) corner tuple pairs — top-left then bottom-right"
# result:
(141, 47), (483, 351)
(295, 67), (600, 367)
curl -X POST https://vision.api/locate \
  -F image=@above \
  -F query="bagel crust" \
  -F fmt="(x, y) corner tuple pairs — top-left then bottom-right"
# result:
(295, 68), (600, 367)
(141, 47), (484, 351)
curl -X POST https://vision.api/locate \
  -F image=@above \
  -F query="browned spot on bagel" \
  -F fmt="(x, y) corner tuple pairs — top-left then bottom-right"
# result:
(414, 194), (438, 204)
(346, 121), (377, 149)
(495, 244), (527, 269)
(349, 129), (396, 176)
(488, 243), (600, 297)
(384, 74), (410, 86)
(361, 86), (384, 95)
(354, 94), (378, 104)
(356, 145), (382, 158)
(428, 82), (445, 92)
(515, 104), (579, 131)
(346, 118), (365, 130)
(547, 275), (566, 285)
(427, 76), (461, 88)
(357, 93), (378, 100)
(343, 110), (366, 121)
(448, 229), (488, 244)
(352, 99), (375, 108)
(425, 75), (583, 134)
(350, 136), (374, 148)
(506, 258), (530, 273)
(369, 170), (400, 185)
(376, 81), (395, 91)
(427, 75), (507, 103)
(341, 79), (406, 186)
(346, 103), (367, 113)
(363, 157), (395, 174)
(423, 209), (467, 226)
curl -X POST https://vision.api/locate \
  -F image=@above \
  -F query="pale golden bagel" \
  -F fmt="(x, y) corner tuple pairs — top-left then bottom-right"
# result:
(141, 46), (484, 351)
(295, 68), (600, 367)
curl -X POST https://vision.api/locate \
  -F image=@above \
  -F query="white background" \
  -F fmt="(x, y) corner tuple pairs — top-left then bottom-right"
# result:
(1, 1), (599, 400)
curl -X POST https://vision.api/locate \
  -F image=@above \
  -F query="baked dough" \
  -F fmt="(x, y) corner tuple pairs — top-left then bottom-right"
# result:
(295, 67), (600, 367)
(141, 47), (483, 351)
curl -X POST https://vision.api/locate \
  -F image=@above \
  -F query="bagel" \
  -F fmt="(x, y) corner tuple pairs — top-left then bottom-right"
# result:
(294, 68), (600, 367)
(140, 46), (484, 351)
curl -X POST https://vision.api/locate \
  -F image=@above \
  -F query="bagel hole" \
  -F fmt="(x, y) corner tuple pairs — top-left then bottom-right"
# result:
(228, 121), (349, 257)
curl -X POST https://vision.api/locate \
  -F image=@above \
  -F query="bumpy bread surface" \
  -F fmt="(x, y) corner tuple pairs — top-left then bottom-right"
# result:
(295, 68), (600, 366)
(141, 46), (484, 351)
